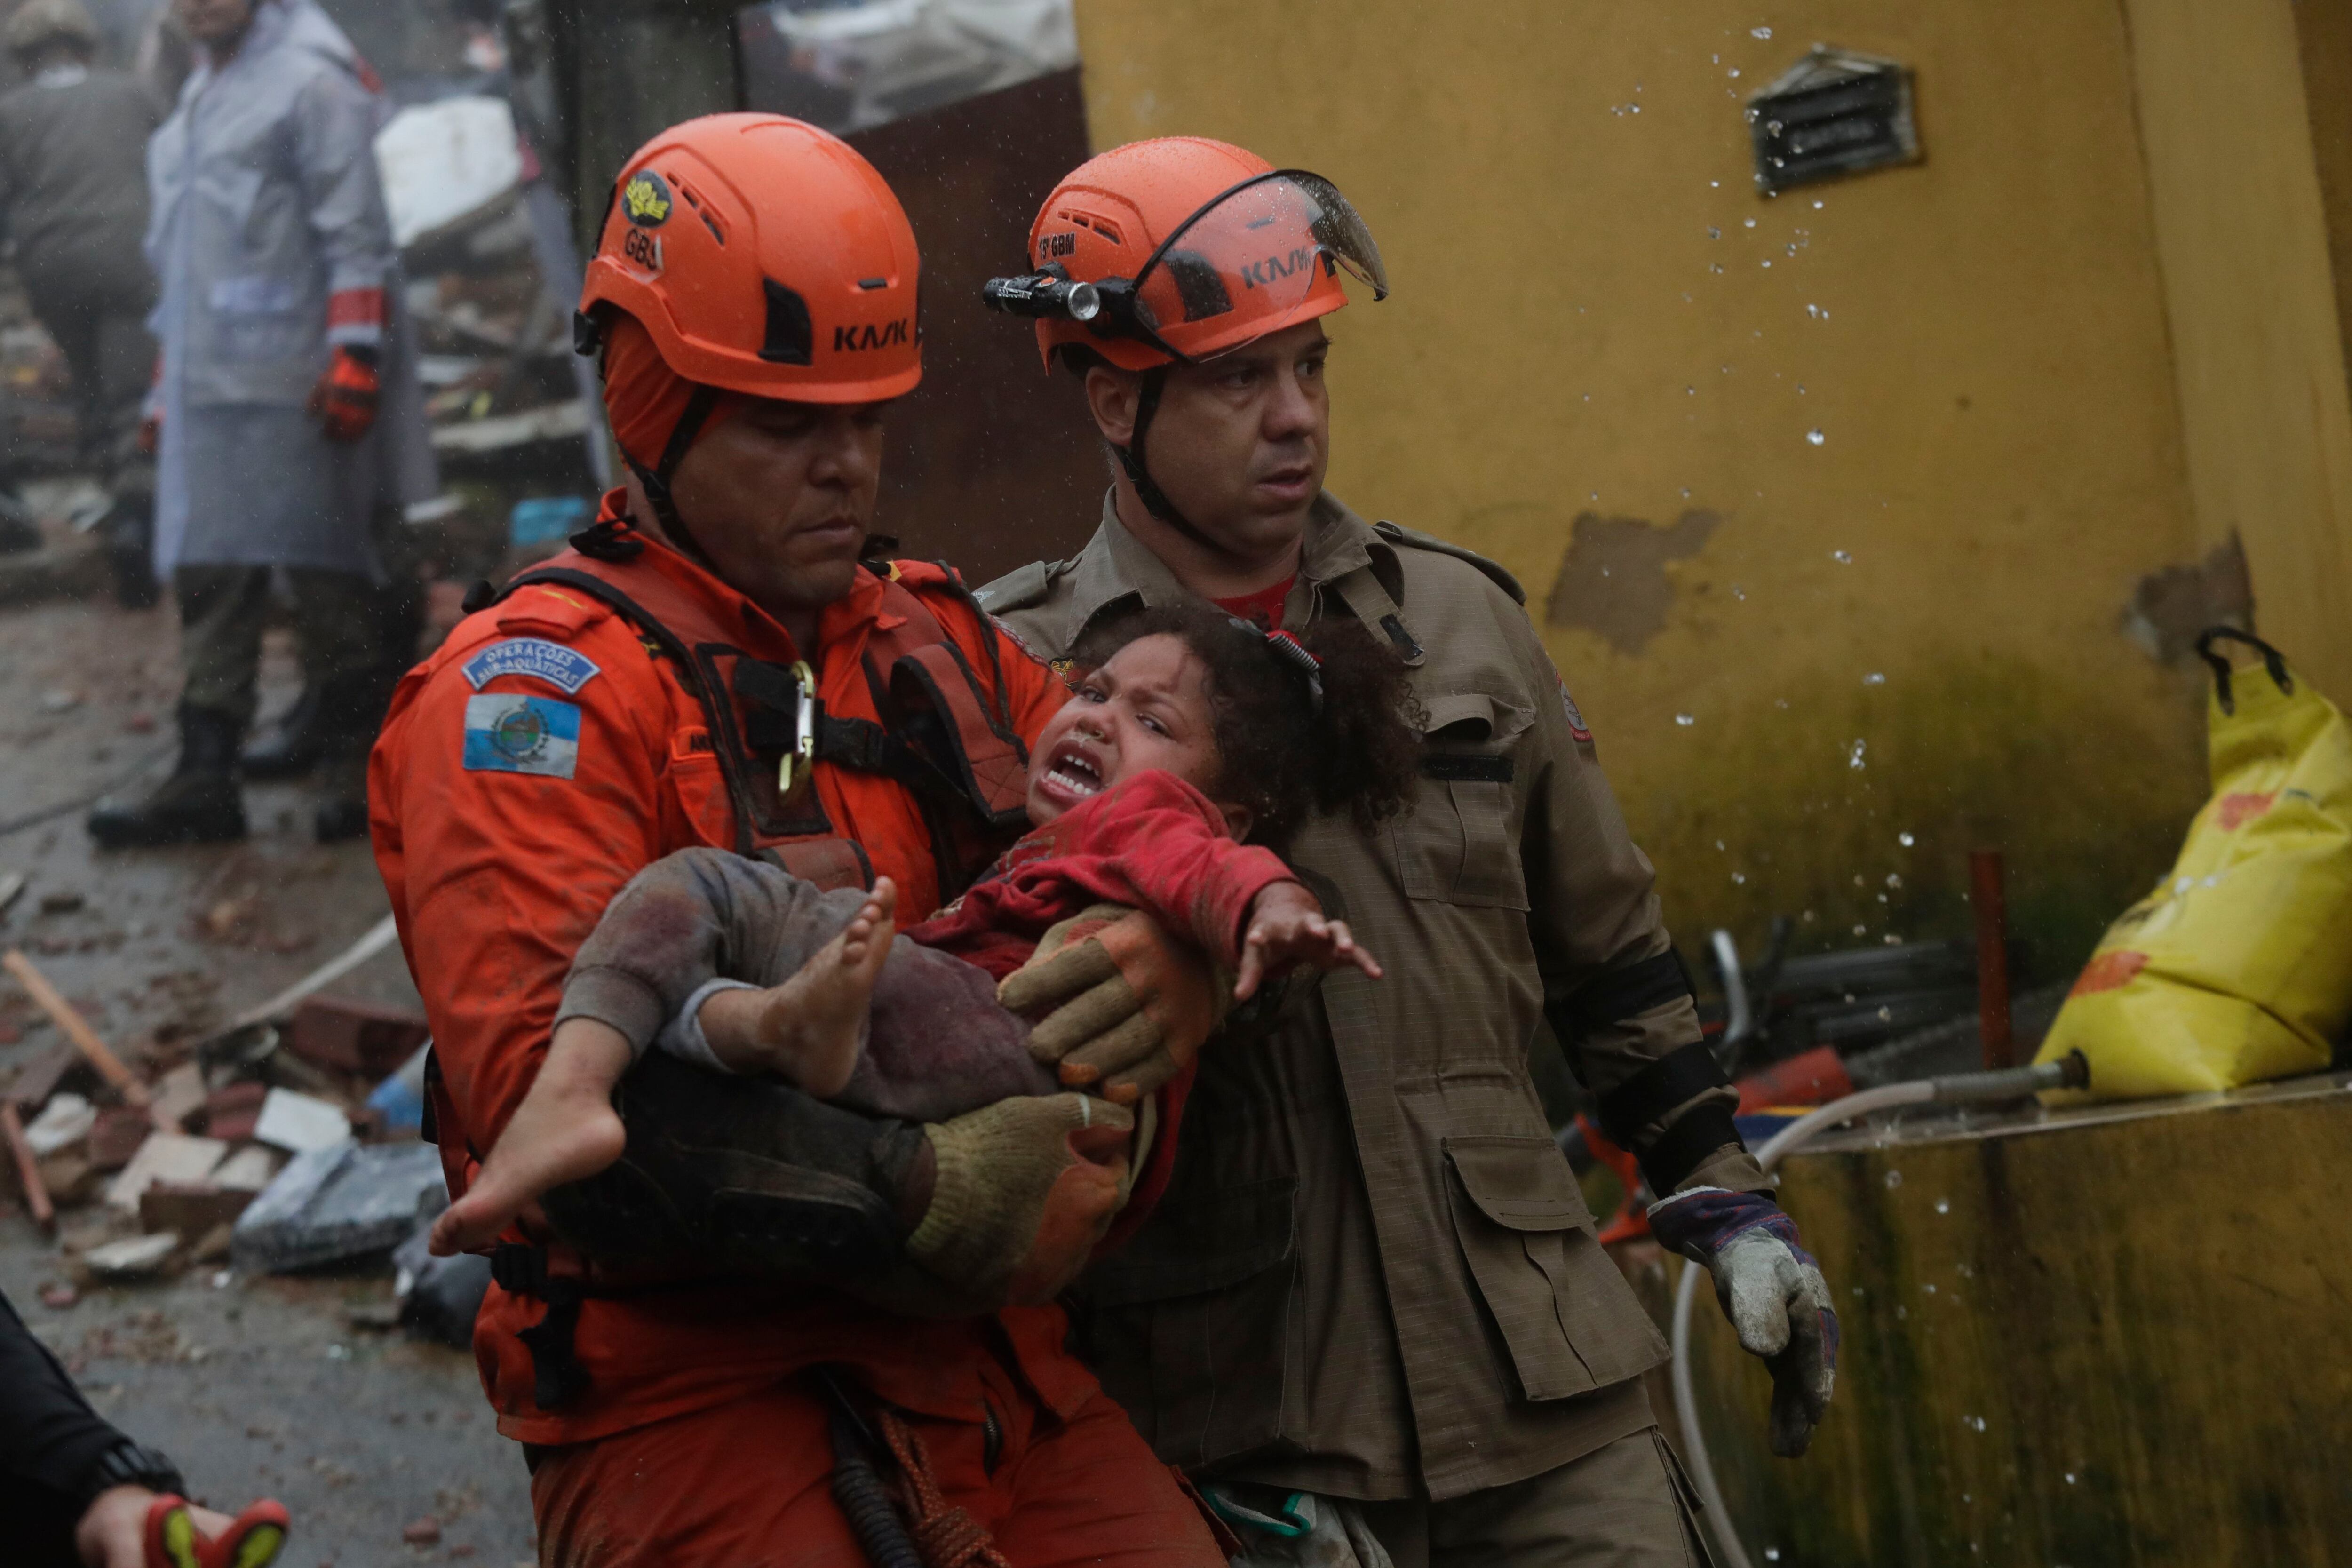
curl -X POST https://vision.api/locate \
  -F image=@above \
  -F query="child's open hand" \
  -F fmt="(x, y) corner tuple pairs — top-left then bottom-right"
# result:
(1234, 881), (1384, 1001)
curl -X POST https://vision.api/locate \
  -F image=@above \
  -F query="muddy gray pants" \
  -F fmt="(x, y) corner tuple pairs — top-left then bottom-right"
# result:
(176, 564), (381, 732)
(1359, 1429), (1714, 1568)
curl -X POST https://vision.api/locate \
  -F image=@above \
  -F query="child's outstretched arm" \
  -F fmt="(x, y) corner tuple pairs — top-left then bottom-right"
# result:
(1232, 880), (1384, 1001)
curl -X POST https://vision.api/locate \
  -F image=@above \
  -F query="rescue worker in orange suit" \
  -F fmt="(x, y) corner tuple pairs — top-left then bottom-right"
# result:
(368, 114), (1230, 1566)
(969, 140), (1840, 1563)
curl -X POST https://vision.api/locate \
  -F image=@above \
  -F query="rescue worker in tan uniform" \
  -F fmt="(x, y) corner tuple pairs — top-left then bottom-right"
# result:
(972, 137), (1838, 1564)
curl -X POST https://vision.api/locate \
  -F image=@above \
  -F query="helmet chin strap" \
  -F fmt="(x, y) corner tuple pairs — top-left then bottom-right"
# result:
(1112, 366), (1234, 559)
(620, 383), (723, 571)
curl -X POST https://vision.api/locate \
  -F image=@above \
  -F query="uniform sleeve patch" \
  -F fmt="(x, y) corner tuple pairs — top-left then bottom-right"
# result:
(463, 695), (581, 779)
(1556, 673), (1594, 743)
(461, 638), (602, 695)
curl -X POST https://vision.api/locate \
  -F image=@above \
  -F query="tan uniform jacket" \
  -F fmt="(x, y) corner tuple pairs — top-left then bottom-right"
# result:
(981, 493), (1766, 1503)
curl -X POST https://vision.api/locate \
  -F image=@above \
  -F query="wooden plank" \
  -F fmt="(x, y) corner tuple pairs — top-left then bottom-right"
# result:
(2, 950), (147, 1110)
(0, 1101), (54, 1233)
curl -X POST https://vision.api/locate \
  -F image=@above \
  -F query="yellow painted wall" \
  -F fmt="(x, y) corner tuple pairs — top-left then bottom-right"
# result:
(2122, 0), (2352, 701)
(1071, 0), (2292, 967)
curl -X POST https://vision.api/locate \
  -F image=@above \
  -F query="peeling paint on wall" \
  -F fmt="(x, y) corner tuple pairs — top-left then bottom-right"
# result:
(1544, 509), (1723, 655)
(2121, 533), (2253, 663)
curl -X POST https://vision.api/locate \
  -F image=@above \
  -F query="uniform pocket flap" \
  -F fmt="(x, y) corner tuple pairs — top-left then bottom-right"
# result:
(1078, 1176), (1298, 1306)
(1445, 1135), (1590, 1231)
(1421, 691), (1535, 743)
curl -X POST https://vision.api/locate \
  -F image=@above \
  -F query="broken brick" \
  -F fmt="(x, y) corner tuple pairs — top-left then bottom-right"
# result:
(199, 1081), (267, 1143)
(8, 1042), (87, 1112)
(87, 1106), (151, 1171)
(38, 1281), (76, 1309)
(287, 996), (429, 1080)
(139, 1180), (255, 1238)
(401, 1517), (442, 1546)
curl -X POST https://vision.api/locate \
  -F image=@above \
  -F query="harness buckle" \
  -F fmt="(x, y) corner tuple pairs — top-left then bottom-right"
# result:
(780, 660), (817, 796)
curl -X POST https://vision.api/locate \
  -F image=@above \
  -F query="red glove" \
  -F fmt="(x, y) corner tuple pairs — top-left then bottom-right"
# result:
(996, 904), (1229, 1104)
(307, 346), (380, 443)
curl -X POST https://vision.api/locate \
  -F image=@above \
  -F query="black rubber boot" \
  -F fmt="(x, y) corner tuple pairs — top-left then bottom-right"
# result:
(87, 704), (248, 847)
(242, 685), (322, 780)
(309, 671), (393, 844)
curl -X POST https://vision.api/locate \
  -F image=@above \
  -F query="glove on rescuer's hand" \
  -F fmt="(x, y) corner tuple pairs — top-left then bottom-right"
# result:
(907, 1093), (1133, 1305)
(1649, 1186), (1839, 1457)
(996, 903), (1228, 1104)
(309, 346), (381, 443)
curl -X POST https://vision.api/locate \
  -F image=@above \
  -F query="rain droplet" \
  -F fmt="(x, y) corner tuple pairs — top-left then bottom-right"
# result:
(1813, 199), (1825, 209)
(1732, 872), (1746, 884)
(1935, 1198), (1950, 1214)
(1732, 584), (1746, 600)
(2065, 1472), (2078, 1485)
(1886, 872), (1903, 888)
(1808, 302), (1828, 319)
(1686, 385), (1697, 396)
(1807, 429), (1826, 446)
(1831, 548), (1851, 562)
(1883, 933), (1903, 945)
(1711, 178), (1722, 188)
(1967, 1415), (1988, 1432)
(1899, 831), (1915, 846)
(1923, 1281), (1937, 1293)
(1744, 217), (1757, 228)
(1708, 225), (1722, 239)
(1752, 25), (1773, 37)
(1895, 1304), (1908, 1319)
(1863, 671), (1886, 685)
(1728, 67), (1740, 78)
(1848, 738), (1867, 769)
(1765, 1553), (1780, 1564)
(1853, 923), (1868, 936)
(1675, 713), (1697, 727)
(1884, 1169), (1903, 1189)
(1629, 103), (1641, 113)
(1715, 839), (1726, 851)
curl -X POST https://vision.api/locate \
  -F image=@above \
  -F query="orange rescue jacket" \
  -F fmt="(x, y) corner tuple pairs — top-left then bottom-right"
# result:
(369, 500), (1087, 1444)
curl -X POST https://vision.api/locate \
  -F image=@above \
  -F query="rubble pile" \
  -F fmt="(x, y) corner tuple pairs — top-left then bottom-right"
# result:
(0, 951), (488, 1342)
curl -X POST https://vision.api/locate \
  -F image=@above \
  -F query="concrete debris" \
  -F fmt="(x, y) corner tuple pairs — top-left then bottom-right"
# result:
(232, 1140), (448, 1274)
(82, 1231), (179, 1280)
(211, 1144), (285, 1192)
(375, 96), (525, 248)
(37, 1281), (76, 1308)
(23, 1089), (94, 1155)
(252, 1086), (351, 1154)
(149, 1061), (208, 1132)
(8, 1041), (85, 1111)
(402, 1516), (443, 1546)
(0, 871), (25, 917)
(105, 1132), (227, 1213)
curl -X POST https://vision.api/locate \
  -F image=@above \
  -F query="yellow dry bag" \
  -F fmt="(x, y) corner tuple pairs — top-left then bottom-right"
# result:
(2038, 629), (2352, 1100)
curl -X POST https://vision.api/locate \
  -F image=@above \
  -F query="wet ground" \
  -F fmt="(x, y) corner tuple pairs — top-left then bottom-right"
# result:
(0, 582), (536, 1566)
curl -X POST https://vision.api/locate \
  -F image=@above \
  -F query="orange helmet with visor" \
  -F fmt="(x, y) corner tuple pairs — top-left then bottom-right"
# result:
(985, 137), (1387, 373)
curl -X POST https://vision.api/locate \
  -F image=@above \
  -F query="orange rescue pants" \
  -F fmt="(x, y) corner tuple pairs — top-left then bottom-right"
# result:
(529, 1372), (1224, 1567)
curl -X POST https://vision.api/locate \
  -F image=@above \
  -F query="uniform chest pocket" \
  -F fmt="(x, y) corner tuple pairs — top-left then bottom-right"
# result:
(663, 728), (734, 848)
(1391, 692), (1533, 910)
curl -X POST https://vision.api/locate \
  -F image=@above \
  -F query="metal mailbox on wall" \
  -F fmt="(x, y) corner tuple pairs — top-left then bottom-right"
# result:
(1748, 46), (1920, 194)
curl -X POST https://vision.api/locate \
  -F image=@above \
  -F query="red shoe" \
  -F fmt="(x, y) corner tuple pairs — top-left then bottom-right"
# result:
(143, 1495), (291, 1568)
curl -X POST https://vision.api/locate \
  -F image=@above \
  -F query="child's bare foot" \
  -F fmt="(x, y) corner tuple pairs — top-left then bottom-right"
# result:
(429, 1019), (632, 1256)
(749, 877), (897, 1096)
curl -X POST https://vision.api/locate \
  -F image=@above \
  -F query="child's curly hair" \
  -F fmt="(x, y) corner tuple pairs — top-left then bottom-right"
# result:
(1071, 603), (1424, 847)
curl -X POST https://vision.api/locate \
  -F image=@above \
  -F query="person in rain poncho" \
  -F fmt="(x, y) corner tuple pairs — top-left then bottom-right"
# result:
(88, 0), (433, 850)
(0, 0), (164, 608)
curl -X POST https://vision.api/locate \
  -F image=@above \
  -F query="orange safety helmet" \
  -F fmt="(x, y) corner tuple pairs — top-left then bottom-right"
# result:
(984, 137), (1387, 374)
(578, 112), (921, 406)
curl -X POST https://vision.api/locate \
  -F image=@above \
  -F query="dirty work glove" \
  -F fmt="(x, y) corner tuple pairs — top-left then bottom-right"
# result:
(306, 346), (380, 443)
(907, 1092), (1133, 1306)
(1649, 1186), (1838, 1457)
(995, 903), (1227, 1104)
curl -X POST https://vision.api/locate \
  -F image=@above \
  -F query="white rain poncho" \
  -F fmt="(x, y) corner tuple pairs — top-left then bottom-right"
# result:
(144, 0), (433, 576)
